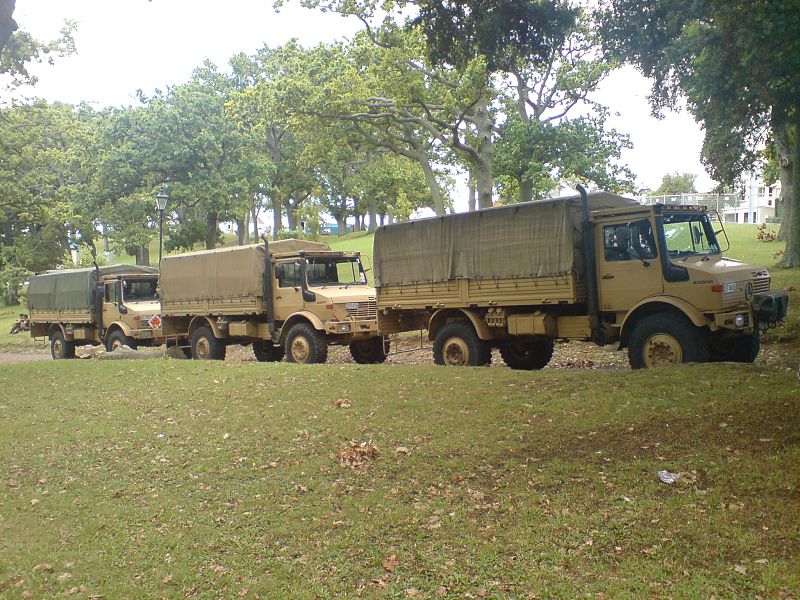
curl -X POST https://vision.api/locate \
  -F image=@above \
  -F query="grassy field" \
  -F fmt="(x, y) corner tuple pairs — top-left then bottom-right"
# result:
(0, 360), (798, 598)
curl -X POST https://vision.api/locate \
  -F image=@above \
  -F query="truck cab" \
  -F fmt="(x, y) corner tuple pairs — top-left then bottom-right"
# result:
(99, 274), (162, 351)
(592, 203), (787, 367)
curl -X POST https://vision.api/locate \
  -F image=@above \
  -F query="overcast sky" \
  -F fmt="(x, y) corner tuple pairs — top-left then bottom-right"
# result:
(14, 0), (716, 202)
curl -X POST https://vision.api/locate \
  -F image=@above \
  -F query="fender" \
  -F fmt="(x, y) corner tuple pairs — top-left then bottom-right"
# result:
(428, 308), (496, 341)
(188, 316), (225, 340)
(621, 296), (710, 343)
(105, 320), (134, 338)
(278, 311), (326, 342)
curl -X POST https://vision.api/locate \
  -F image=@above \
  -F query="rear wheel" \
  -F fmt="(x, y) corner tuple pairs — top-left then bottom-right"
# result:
(191, 326), (226, 360)
(105, 330), (137, 352)
(500, 338), (554, 370)
(50, 330), (75, 360)
(285, 323), (328, 364)
(433, 322), (491, 367)
(349, 336), (390, 364)
(710, 333), (760, 363)
(628, 314), (709, 369)
(253, 340), (285, 362)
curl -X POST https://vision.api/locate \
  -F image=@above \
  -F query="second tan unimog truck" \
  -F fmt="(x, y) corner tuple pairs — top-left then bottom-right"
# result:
(158, 239), (386, 363)
(27, 265), (163, 359)
(373, 187), (789, 369)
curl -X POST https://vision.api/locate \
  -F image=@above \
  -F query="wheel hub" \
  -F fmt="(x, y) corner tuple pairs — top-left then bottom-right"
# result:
(291, 337), (310, 363)
(443, 337), (469, 366)
(53, 339), (63, 359)
(644, 333), (682, 367)
(195, 337), (211, 360)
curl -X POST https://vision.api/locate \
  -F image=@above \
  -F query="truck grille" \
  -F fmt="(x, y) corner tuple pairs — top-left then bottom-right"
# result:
(752, 273), (770, 294)
(346, 298), (377, 320)
(722, 276), (771, 308)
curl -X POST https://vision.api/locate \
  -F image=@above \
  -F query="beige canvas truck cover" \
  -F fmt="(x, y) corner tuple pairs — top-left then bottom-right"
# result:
(159, 240), (331, 302)
(373, 192), (637, 288)
(27, 265), (158, 311)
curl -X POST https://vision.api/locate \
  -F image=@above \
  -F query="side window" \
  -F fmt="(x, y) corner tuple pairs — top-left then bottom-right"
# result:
(104, 283), (118, 303)
(275, 262), (301, 288)
(603, 220), (657, 262)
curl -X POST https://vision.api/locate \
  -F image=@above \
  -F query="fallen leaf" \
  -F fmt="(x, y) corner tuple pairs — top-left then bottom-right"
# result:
(734, 564), (747, 575)
(33, 563), (54, 573)
(383, 555), (400, 572)
(395, 446), (409, 454)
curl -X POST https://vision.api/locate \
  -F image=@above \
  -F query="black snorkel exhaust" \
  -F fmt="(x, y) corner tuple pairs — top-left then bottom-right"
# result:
(578, 184), (606, 346)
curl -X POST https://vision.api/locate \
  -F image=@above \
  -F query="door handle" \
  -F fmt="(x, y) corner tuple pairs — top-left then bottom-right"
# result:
(601, 274), (615, 280)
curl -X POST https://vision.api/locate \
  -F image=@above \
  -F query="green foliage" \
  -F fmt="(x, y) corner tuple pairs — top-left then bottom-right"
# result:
(0, 19), (76, 89)
(651, 172), (697, 196)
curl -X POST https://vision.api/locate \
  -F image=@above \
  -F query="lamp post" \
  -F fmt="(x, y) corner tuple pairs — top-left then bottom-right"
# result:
(156, 192), (169, 265)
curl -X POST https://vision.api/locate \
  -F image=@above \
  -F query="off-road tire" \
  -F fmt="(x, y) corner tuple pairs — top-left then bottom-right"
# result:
(253, 340), (285, 362)
(50, 330), (75, 360)
(499, 338), (554, 370)
(349, 336), (390, 364)
(628, 314), (709, 369)
(191, 326), (226, 360)
(105, 330), (137, 352)
(710, 334), (760, 363)
(285, 322), (328, 364)
(433, 321), (491, 367)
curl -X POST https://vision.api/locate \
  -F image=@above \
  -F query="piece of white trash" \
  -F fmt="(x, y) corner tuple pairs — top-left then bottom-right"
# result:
(658, 470), (679, 484)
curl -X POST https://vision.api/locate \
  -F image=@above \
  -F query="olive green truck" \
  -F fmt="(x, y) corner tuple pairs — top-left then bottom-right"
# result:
(158, 239), (386, 363)
(27, 265), (163, 359)
(373, 187), (789, 369)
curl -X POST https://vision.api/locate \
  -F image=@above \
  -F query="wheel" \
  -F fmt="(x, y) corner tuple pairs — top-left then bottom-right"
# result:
(499, 338), (554, 370)
(628, 314), (709, 369)
(285, 322), (328, 364)
(190, 326), (226, 360)
(349, 336), (390, 364)
(105, 330), (137, 352)
(253, 340), (285, 362)
(50, 330), (75, 360)
(433, 322), (491, 367)
(710, 334), (760, 363)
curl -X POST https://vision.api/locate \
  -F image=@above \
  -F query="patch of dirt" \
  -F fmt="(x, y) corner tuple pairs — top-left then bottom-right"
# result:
(0, 352), (49, 364)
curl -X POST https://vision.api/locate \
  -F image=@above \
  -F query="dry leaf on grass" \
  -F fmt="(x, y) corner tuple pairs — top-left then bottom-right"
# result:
(383, 554), (399, 572)
(338, 441), (380, 469)
(335, 399), (351, 409)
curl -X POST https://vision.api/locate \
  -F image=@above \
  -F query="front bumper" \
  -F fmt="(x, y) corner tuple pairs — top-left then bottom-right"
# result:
(324, 318), (379, 339)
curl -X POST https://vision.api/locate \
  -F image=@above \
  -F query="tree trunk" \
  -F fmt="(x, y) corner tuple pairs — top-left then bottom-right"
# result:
(774, 123), (793, 242)
(285, 200), (297, 231)
(467, 171), (476, 211)
(236, 218), (247, 246)
(367, 197), (377, 233)
(418, 157), (446, 215)
(272, 196), (282, 240)
(140, 244), (150, 267)
(251, 207), (259, 241)
(780, 118), (800, 267)
(336, 214), (346, 236)
(0, 0), (17, 53)
(473, 96), (495, 209)
(519, 177), (533, 204)
(205, 211), (218, 250)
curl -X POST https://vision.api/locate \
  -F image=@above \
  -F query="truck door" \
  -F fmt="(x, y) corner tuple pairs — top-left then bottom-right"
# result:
(273, 260), (303, 320)
(102, 281), (121, 326)
(597, 218), (663, 311)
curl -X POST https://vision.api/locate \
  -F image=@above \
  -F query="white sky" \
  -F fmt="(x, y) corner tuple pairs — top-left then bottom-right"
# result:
(14, 0), (717, 207)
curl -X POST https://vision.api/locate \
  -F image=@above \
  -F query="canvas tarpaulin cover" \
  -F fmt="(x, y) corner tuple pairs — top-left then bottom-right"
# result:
(27, 265), (158, 311)
(373, 192), (637, 288)
(159, 240), (331, 302)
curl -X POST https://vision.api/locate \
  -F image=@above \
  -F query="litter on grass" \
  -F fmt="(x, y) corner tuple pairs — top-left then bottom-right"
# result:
(658, 470), (679, 484)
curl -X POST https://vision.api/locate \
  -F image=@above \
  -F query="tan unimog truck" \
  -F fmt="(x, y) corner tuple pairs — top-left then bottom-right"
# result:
(158, 239), (385, 364)
(27, 265), (163, 359)
(373, 187), (789, 369)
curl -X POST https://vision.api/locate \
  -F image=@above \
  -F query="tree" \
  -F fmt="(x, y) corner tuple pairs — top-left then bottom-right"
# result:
(601, 0), (800, 266)
(650, 172), (697, 196)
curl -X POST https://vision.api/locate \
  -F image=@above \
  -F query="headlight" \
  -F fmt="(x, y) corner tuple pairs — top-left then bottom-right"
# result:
(338, 323), (351, 332)
(734, 314), (746, 328)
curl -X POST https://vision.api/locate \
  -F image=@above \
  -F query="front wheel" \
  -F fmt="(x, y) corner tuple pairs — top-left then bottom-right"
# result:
(628, 314), (709, 369)
(499, 338), (554, 370)
(349, 336), (390, 364)
(710, 333), (760, 363)
(253, 340), (285, 362)
(50, 330), (76, 360)
(105, 330), (137, 352)
(191, 326), (226, 360)
(285, 323), (328, 364)
(433, 322), (491, 367)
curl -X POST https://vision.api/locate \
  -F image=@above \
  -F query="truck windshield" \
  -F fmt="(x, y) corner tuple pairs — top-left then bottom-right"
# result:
(122, 279), (159, 302)
(662, 212), (720, 257)
(306, 258), (366, 286)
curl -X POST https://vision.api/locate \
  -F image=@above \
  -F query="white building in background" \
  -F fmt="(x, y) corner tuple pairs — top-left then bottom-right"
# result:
(721, 173), (780, 224)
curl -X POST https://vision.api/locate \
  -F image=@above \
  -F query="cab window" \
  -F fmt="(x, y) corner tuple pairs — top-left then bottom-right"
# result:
(275, 261), (301, 288)
(104, 283), (118, 303)
(603, 219), (657, 262)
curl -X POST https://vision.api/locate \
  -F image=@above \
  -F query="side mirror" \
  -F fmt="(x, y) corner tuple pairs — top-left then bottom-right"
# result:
(118, 304), (128, 315)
